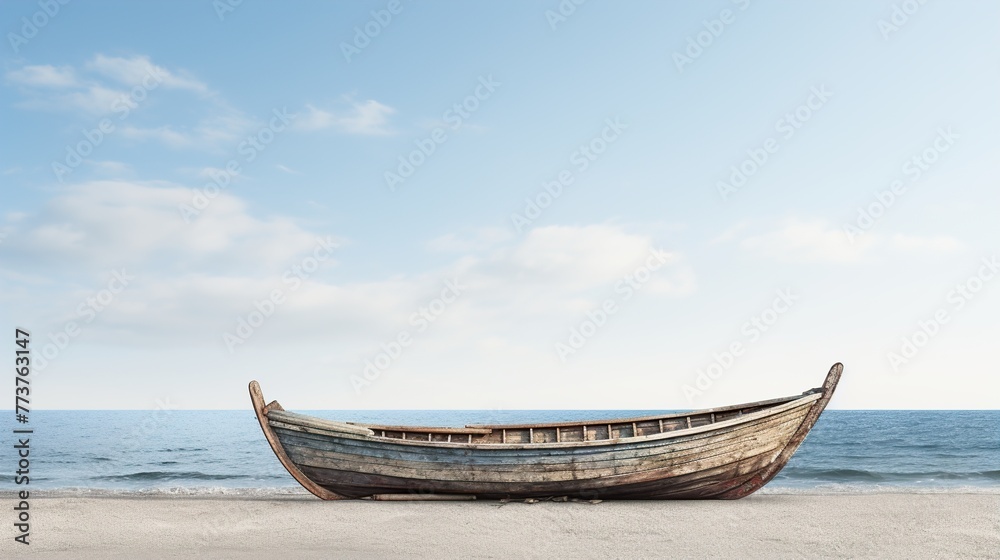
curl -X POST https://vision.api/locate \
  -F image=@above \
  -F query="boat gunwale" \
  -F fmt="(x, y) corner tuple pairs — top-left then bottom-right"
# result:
(340, 423), (494, 435)
(267, 391), (823, 451)
(459, 392), (810, 430)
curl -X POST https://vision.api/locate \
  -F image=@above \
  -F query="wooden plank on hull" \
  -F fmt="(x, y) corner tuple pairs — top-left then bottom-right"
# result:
(285, 406), (809, 468)
(269, 403), (811, 468)
(278, 414), (803, 485)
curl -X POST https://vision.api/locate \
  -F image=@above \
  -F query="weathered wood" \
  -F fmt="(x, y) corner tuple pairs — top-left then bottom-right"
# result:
(272, 406), (808, 471)
(280, 428), (795, 484)
(269, 410), (376, 437)
(273, 409), (807, 486)
(248, 381), (344, 501)
(247, 363), (843, 500)
(351, 424), (493, 435)
(296, 451), (783, 500)
(715, 362), (843, 499)
(269, 394), (818, 453)
(465, 393), (804, 429)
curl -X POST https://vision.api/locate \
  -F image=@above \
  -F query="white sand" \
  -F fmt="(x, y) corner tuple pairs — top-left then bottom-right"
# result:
(4, 493), (998, 559)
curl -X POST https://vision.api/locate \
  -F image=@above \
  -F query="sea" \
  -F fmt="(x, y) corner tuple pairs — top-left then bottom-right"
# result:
(2, 410), (998, 496)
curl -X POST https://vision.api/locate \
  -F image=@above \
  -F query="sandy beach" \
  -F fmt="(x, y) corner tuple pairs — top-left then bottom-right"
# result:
(4, 493), (997, 559)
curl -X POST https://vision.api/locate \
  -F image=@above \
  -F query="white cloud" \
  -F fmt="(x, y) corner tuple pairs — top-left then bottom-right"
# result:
(85, 160), (131, 175)
(85, 54), (210, 94)
(196, 166), (235, 180)
(7, 54), (383, 153)
(7, 56), (199, 116)
(709, 220), (750, 245)
(119, 125), (191, 147)
(0, 188), (694, 360)
(446, 224), (696, 321)
(121, 111), (257, 150)
(0, 180), (320, 273)
(15, 83), (123, 116)
(6, 64), (77, 87)
(737, 219), (964, 263)
(295, 105), (334, 130)
(7, 55), (218, 124)
(532, 225), (690, 293)
(740, 220), (872, 263)
(426, 227), (512, 253)
(889, 233), (964, 253)
(508, 225), (664, 287)
(0, 182), (707, 410)
(296, 99), (395, 135)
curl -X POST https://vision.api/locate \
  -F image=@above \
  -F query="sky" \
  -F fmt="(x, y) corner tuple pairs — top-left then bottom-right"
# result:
(1, 1), (998, 410)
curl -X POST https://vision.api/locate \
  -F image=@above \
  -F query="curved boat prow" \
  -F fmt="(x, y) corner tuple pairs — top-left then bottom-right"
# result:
(249, 381), (345, 500)
(822, 361), (844, 394)
(716, 362), (843, 499)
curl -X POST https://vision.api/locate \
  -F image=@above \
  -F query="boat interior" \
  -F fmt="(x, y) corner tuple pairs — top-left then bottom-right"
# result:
(271, 390), (820, 445)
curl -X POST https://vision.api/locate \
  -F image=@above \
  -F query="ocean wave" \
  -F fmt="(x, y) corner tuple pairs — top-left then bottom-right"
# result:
(89, 471), (259, 482)
(781, 468), (882, 481)
(779, 467), (1000, 483)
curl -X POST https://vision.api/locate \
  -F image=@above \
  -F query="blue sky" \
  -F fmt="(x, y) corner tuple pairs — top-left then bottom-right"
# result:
(1, 1), (998, 409)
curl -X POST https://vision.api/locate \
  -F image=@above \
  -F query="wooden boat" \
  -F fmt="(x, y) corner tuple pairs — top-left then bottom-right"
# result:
(249, 362), (842, 500)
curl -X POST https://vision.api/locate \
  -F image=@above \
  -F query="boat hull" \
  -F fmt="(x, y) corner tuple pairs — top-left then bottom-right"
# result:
(250, 363), (842, 500)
